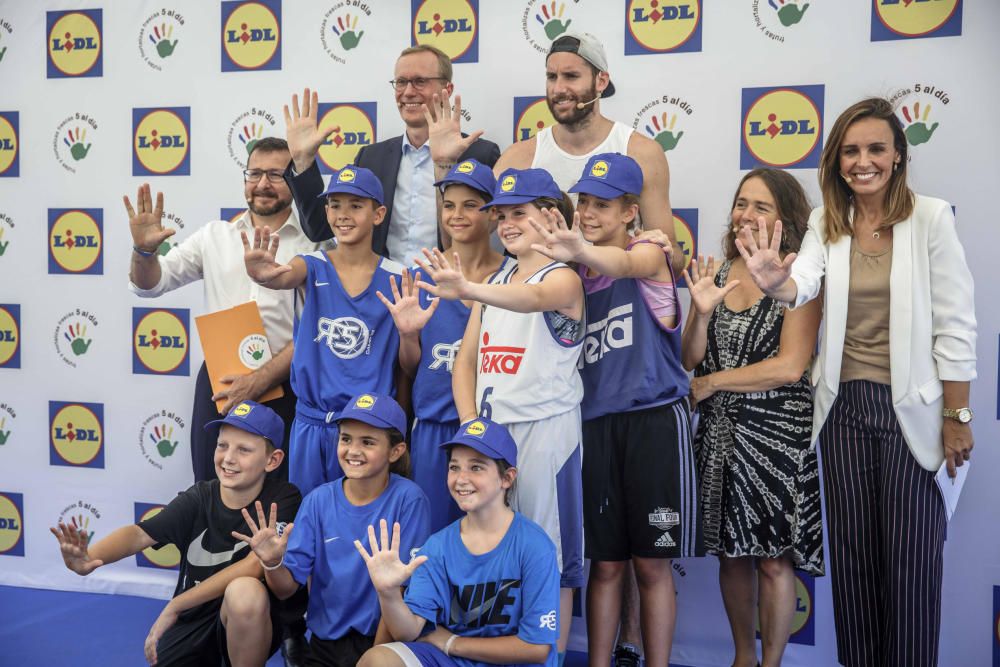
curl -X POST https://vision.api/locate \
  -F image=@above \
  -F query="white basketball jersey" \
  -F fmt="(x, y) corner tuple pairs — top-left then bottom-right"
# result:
(475, 261), (584, 425)
(531, 120), (634, 192)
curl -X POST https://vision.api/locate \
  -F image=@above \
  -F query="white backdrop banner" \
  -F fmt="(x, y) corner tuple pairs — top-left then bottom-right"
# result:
(1, 2), (998, 665)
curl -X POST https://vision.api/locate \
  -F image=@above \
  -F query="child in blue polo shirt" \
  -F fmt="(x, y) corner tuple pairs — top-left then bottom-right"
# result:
(234, 392), (430, 667)
(243, 166), (404, 497)
(355, 418), (560, 667)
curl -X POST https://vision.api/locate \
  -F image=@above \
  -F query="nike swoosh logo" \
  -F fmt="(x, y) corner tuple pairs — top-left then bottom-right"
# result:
(314, 280), (329, 287)
(450, 580), (519, 626)
(324, 536), (340, 543)
(186, 529), (249, 568)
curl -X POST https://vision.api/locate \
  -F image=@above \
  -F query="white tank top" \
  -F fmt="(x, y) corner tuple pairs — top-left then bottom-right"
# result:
(531, 120), (634, 192)
(476, 261), (584, 425)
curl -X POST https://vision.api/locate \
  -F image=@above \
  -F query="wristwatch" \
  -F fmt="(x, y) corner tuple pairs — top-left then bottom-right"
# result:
(942, 407), (973, 424)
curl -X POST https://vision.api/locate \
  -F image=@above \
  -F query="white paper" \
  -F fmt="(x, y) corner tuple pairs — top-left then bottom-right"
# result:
(935, 459), (970, 522)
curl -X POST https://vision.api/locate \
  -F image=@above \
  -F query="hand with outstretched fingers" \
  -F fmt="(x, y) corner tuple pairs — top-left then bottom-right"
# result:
(340, 30), (363, 50)
(232, 501), (293, 570)
(70, 142), (91, 161)
(241, 226), (292, 286)
(124, 184), (176, 254)
(414, 249), (469, 302)
(377, 269), (440, 336)
(70, 337), (91, 356)
(544, 18), (571, 40)
(50, 522), (103, 575)
(905, 121), (938, 146)
(734, 218), (795, 295)
(284, 88), (338, 172)
(776, 2), (809, 26)
(156, 39), (178, 58)
(682, 255), (741, 317)
(144, 602), (179, 666)
(354, 519), (428, 595)
(156, 437), (178, 458)
(654, 130), (684, 152)
(424, 92), (484, 165)
(647, 112), (684, 152)
(528, 207), (585, 264)
(212, 371), (264, 416)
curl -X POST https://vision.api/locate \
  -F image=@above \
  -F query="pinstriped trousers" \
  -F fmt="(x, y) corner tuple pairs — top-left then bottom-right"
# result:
(820, 380), (945, 667)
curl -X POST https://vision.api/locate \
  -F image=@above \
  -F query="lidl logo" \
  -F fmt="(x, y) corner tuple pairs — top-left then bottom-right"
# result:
(0, 493), (24, 557)
(740, 85), (824, 169)
(457, 161), (475, 174)
(465, 420), (486, 436)
(355, 394), (375, 409)
(133, 308), (191, 376)
(316, 102), (377, 174)
(47, 9), (103, 78)
(234, 402), (253, 416)
(0, 112), (19, 177)
(0, 305), (20, 369)
(500, 175), (517, 192)
(673, 208), (698, 288)
(133, 107), (191, 176)
(872, 0), (962, 41)
(590, 160), (609, 178)
(411, 0), (479, 64)
(338, 168), (357, 183)
(49, 401), (105, 468)
(513, 96), (556, 143)
(625, 0), (702, 55)
(135, 503), (181, 569)
(222, 0), (281, 71)
(48, 209), (103, 275)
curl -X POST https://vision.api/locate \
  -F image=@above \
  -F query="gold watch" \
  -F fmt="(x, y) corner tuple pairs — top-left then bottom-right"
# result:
(942, 407), (973, 424)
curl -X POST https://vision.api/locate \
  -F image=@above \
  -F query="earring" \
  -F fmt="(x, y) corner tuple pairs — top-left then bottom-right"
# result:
(893, 161), (899, 172)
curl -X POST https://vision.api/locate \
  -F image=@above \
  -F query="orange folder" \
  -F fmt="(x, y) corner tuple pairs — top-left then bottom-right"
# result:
(194, 301), (284, 413)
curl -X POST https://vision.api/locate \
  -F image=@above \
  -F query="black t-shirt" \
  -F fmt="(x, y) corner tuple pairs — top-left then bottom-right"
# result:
(139, 477), (302, 622)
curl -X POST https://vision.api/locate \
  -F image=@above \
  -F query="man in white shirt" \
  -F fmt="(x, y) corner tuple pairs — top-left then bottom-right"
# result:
(127, 138), (323, 484)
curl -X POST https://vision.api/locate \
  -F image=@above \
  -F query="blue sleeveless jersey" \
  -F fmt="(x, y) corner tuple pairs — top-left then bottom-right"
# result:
(291, 251), (403, 412)
(579, 271), (689, 421)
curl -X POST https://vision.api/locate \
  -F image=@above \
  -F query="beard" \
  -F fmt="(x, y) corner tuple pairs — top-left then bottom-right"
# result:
(546, 81), (599, 127)
(247, 192), (292, 217)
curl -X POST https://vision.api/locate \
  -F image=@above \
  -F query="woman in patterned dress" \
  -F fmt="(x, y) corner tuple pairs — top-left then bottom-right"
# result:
(681, 168), (824, 667)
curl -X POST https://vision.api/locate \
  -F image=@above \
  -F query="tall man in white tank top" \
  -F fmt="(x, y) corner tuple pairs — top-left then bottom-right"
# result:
(494, 32), (683, 276)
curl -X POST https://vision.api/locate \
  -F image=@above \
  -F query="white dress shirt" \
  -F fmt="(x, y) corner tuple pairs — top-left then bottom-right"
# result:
(128, 209), (324, 352)
(386, 133), (437, 265)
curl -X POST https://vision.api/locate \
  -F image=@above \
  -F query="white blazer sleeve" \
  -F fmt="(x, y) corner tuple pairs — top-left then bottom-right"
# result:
(927, 203), (977, 380)
(789, 207), (827, 309)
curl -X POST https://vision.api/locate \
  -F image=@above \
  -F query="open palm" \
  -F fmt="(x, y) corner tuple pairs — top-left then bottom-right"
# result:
(424, 91), (483, 165)
(734, 218), (795, 294)
(241, 226), (291, 284)
(354, 519), (427, 594)
(232, 501), (291, 568)
(377, 269), (440, 335)
(682, 255), (740, 316)
(124, 183), (175, 251)
(414, 248), (468, 301)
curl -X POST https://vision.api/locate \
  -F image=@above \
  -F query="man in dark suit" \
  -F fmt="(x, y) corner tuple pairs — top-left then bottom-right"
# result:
(283, 45), (500, 262)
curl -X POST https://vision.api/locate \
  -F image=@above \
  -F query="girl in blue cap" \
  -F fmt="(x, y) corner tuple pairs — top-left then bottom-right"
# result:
(529, 152), (700, 667)
(376, 158), (511, 533)
(355, 417), (561, 667)
(413, 166), (584, 662)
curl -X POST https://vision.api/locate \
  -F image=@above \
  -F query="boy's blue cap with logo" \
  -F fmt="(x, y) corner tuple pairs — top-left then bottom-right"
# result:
(569, 152), (643, 200)
(335, 393), (407, 435)
(439, 418), (517, 467)
(434, 159), (497, 202)
(484, 168), (564, 210)
(318, 165), (385, 206)
(204, 400), (285, 449)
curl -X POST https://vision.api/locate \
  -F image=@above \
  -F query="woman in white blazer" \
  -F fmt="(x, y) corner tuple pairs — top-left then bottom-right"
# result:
(735, 98), (976, 667)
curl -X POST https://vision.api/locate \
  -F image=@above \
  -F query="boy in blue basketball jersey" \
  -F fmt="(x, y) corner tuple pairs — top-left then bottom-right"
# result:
(244, 166), (404, 496)
(377, 159), (511, 531)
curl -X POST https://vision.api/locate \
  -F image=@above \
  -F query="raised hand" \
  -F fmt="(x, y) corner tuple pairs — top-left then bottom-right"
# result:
(231, 501), (292, 569)
(284, 88), (337, 173)
(50, 522), (103, 575)
(734, 218), (795, 296)
(354, 519), (427, 594)
(529, 207), (584, 264)
(377, 269), (440, 335)
(123, 183), (175, 253)
(241, 226), (292, 286)
(424, 91), (484, 165)
(682, 255), (740, 317)
(414, 249), (469, 301)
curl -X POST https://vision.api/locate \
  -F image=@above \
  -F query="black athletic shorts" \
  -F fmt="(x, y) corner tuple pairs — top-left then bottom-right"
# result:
(306, 629), (375, 667)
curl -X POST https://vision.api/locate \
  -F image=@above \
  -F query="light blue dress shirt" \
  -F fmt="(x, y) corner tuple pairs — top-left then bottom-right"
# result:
(386, 134), (437, 265)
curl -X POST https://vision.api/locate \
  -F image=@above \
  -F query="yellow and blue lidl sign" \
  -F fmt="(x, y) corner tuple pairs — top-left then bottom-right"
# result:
(134, 503), (181, 569)
(513, 96), (556, 144)
(0, 305), (20, 369)
(316, 102), (377, 174)
(412, 0), (478, 64)
(133, 308), (191, 377)
(0, 493), (24, 557)
(48, 209), (103, 275)
(222, 0), (282, 71)
(740, 85), (824, 169)
(49, 401), (105, 469)
(0, 112), (19, 177)
(625, 0), (702, 55)
(872, 0), (961, 41)
(47, 9), (103, 78)
(133, 107), (191, 176)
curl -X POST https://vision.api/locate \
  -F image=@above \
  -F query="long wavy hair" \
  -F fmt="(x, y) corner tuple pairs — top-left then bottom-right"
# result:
(722, 168), (811, 261)
(818, 97), (914, 243)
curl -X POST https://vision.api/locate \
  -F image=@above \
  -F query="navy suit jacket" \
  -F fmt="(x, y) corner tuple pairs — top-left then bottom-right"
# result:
(286, 134), (501, 257)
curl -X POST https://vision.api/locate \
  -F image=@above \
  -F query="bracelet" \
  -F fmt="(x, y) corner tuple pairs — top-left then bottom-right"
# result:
(260, 555), (283, 571)
(434, 162), (456, 170)
(133, 245), (157, 257)
(444, 634), (459, 657)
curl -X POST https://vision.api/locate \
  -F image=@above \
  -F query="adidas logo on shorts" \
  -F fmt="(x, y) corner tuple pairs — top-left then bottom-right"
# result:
(655, 532), (676, 548)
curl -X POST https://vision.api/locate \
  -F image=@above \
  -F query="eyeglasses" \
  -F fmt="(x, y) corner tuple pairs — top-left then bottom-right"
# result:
(244, 169), (286, 183)
(389, 77), (448, 92)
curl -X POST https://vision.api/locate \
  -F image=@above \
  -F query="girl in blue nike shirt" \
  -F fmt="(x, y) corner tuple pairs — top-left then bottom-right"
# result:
(355, 418), (560, 667)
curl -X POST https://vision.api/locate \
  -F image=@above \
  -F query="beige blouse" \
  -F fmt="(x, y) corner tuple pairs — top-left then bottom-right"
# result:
(840, 239), (892, 385)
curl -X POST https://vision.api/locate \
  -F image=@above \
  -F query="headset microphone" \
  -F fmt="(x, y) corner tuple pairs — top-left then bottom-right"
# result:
(575, 94), (601, 109)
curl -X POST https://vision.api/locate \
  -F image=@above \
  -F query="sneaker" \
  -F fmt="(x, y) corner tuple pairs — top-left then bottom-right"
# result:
(281, 632), (309, 667)
(613, 643), (642, 667)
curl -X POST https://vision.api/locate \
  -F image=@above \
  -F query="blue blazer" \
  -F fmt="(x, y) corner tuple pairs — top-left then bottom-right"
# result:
(286, 134), (500, 256)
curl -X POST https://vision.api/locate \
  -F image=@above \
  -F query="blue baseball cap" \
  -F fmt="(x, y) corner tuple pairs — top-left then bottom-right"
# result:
(484, 168), (564, 210)
(568, 153), (643, 200)
(434, 159), (496, 202)
(205, 400), (285, 449)
(318, 165), (385, 206)
(335, 393), (407, 435)
(439, 418), (518, 467)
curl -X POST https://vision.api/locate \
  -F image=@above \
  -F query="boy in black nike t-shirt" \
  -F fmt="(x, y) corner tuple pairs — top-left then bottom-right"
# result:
(51, 400), (304, 666)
